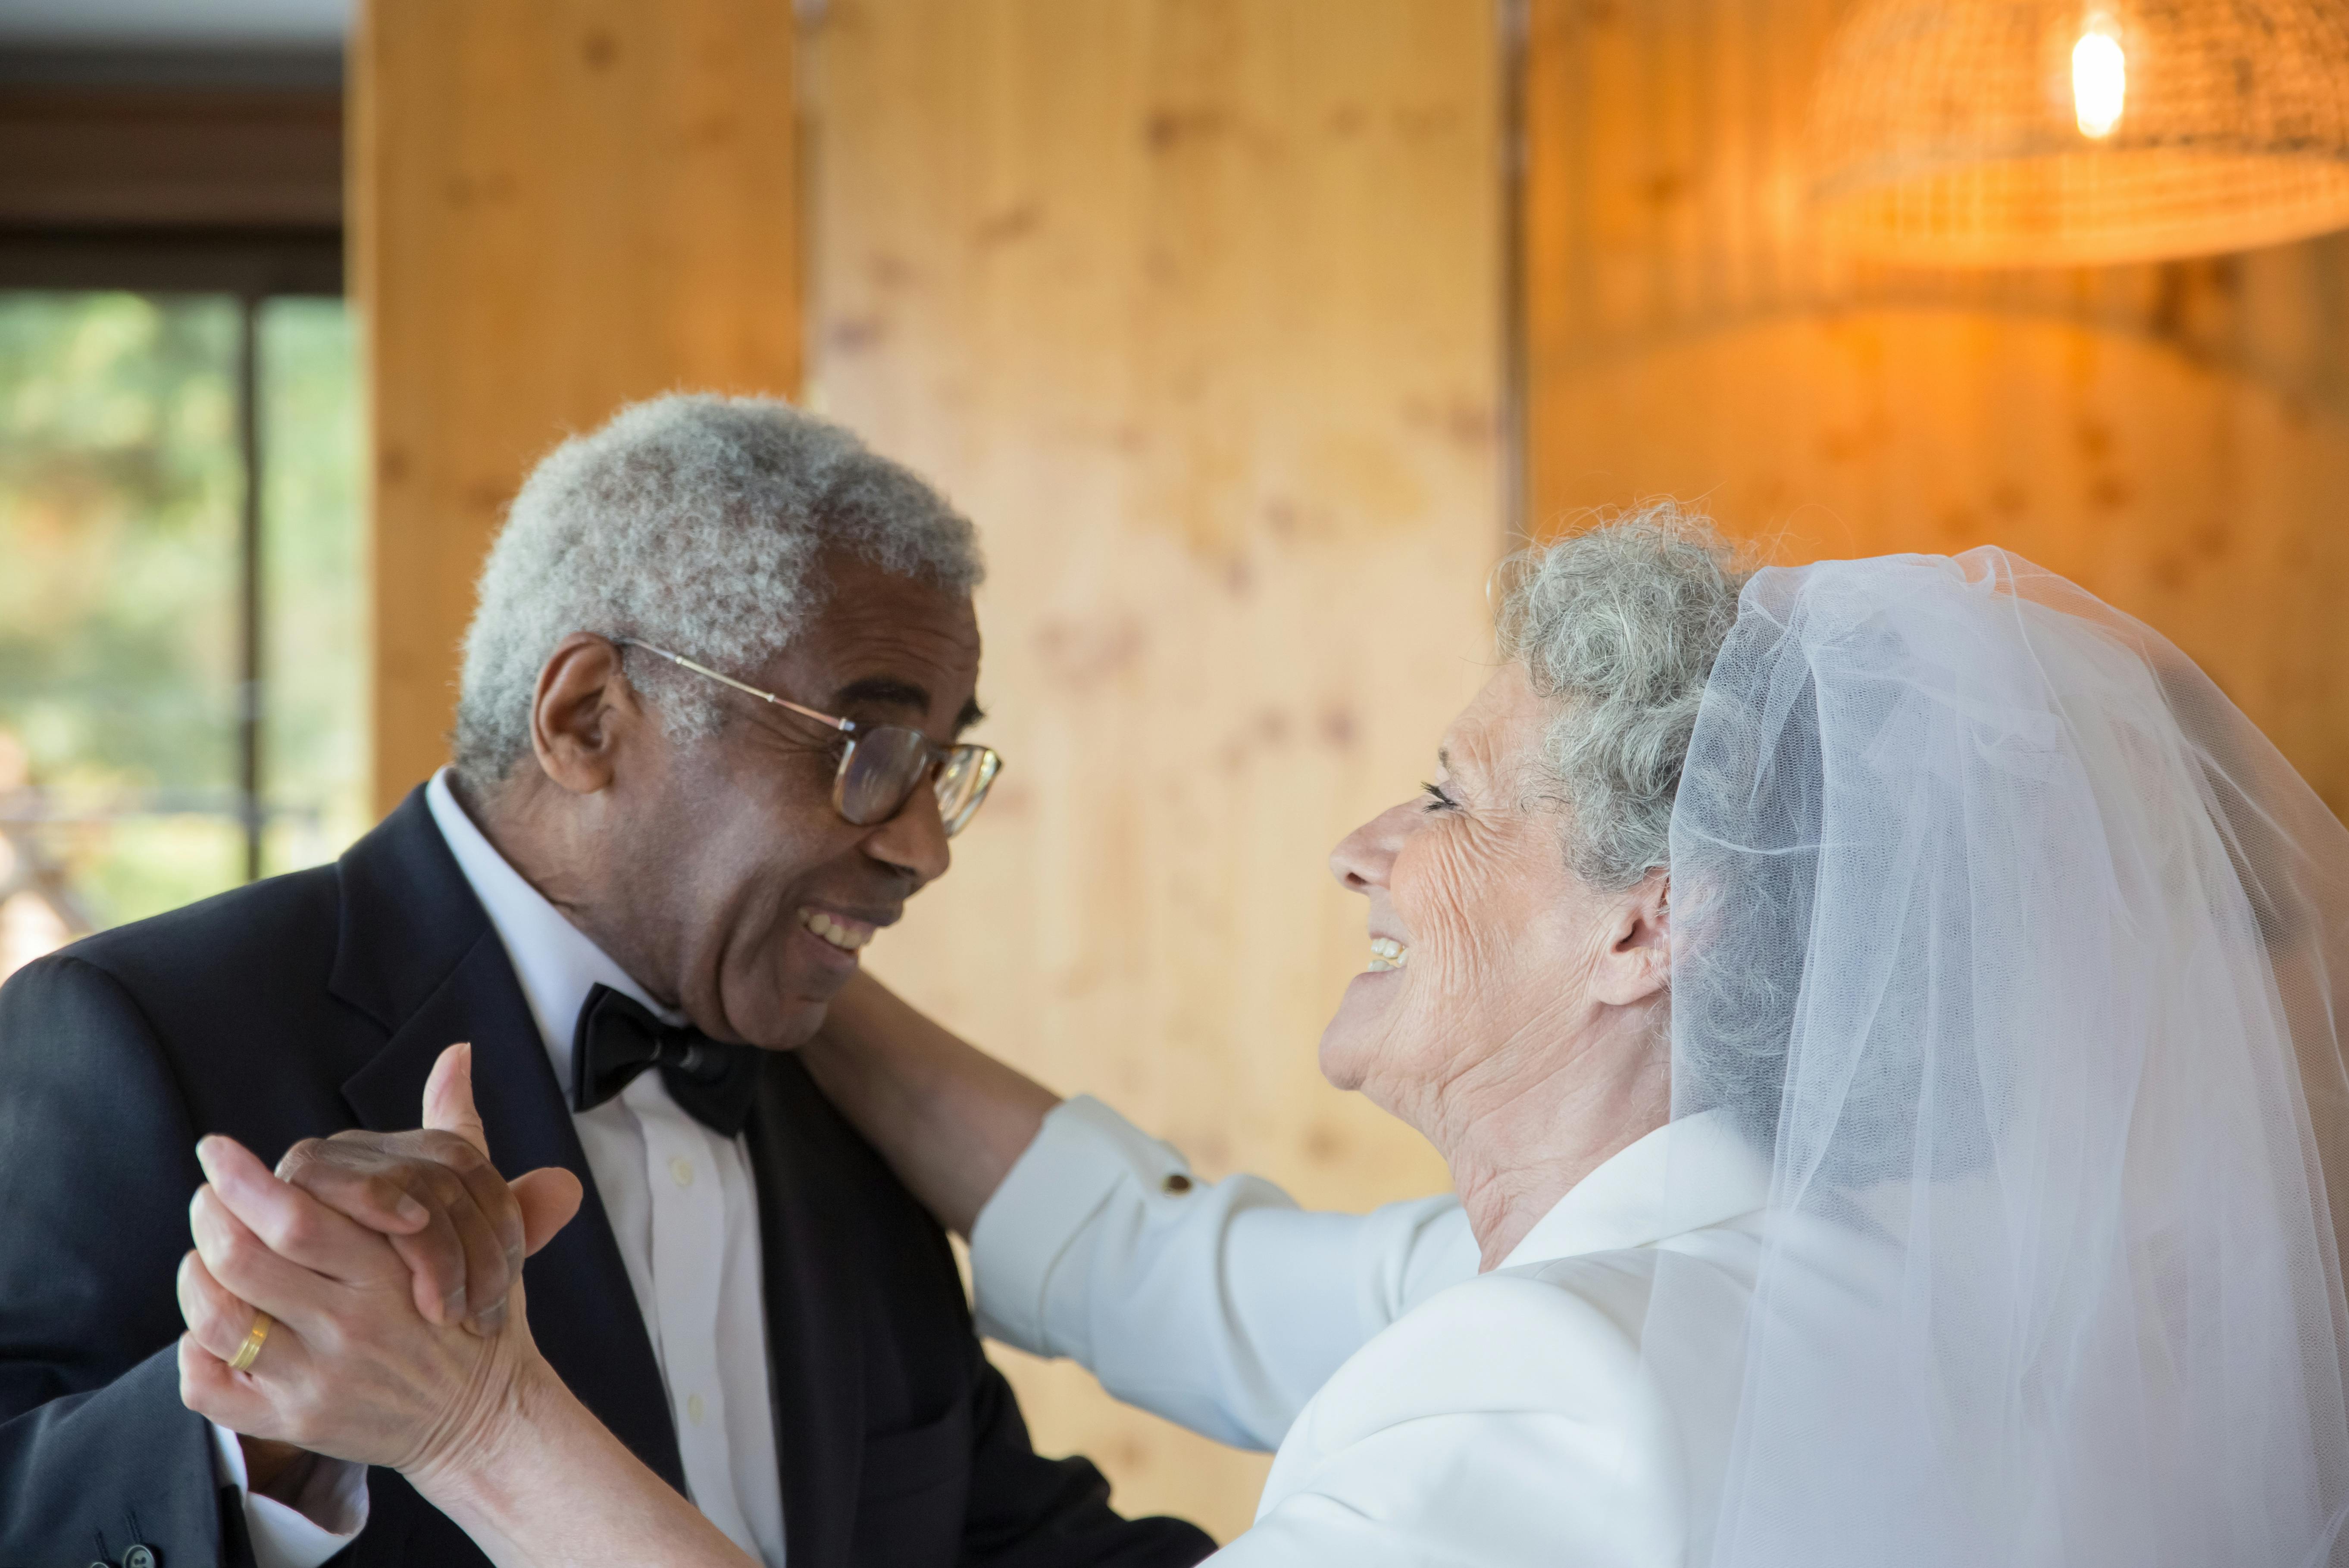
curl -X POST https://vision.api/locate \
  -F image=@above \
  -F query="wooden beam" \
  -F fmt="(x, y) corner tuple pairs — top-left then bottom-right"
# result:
(807, 0), (1502, 1539)
(0, 85), (341, 230)
(354, 0), (800, 811)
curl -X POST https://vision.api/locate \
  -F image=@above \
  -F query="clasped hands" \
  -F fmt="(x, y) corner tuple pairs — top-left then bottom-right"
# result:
(176, 1043), (583, 1492)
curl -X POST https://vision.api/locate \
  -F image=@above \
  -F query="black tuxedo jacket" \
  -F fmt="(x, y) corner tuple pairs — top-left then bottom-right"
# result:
(0, 789), (1214, 1568)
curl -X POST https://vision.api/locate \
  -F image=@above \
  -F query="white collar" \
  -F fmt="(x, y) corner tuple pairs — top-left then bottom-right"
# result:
(1497, 1109), (1772, 1271)
(425, 768), (685, 1095)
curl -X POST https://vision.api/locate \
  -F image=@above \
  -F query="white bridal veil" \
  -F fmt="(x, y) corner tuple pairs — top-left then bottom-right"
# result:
(1659, 550), (2349, 1568)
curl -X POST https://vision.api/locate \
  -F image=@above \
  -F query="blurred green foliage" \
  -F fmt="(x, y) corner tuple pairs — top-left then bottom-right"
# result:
(0, 290), (365, 931)
(260, 297), (369, 881)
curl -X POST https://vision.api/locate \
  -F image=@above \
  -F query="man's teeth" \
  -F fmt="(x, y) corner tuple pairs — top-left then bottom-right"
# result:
(799, 907), (875, 952)
(1367, 937), (1410, 973)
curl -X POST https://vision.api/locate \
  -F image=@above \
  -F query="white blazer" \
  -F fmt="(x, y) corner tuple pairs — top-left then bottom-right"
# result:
(969, 1098), (1773, 1565)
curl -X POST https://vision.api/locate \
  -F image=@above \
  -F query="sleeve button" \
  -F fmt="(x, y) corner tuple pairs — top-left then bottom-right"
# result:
(125, 1549), (159, 1568)
(1160, 1172), (1193, 1195)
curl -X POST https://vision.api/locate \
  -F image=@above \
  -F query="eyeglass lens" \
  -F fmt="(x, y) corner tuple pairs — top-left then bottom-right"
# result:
(837, 728), (934, 827)
(835, 728), (1001, 838)
(935, 746), (1001, 837)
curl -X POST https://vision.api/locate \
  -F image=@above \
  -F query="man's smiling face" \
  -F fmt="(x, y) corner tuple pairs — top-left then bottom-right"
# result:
(601, 547), (984, 1049)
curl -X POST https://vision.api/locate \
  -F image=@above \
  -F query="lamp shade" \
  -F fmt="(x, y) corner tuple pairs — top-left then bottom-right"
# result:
(1809, 0), (2349, 266)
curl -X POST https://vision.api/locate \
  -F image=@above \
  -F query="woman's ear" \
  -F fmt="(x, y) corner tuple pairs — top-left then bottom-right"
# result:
(529, 634), (647, 795)
(1591, 870), (1671, 1007)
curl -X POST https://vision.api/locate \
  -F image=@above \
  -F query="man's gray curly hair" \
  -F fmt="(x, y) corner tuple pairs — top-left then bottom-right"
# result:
(454, 393), (983, 791)
(1497, 503), (1751, 890)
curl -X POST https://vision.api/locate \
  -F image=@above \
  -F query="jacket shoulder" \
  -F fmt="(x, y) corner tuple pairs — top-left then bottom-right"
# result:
(44, 860), (345, 1007)
(33, 787), (468, 1034)
(1311, 1253), (1665, 1435)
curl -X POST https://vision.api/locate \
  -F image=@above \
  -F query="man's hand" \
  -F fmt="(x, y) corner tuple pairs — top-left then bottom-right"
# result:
(180, 1044), (583, 1478)
(216, 1044), (585, 1506)
(272, 1041), (581, 1335)
(239, 1434), (319, 1503)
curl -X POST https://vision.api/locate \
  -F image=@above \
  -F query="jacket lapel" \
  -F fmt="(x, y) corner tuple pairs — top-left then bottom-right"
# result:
(748, 1055), (869, 1565)
(329, 789), (687, 1492)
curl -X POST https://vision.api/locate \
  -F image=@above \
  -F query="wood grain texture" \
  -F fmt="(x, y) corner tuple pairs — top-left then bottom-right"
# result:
(805, 0), (1503, 1540)
(0, 87), (341, 228)
(354, 0), (800, 809)
(1526, 0), (2349, 814)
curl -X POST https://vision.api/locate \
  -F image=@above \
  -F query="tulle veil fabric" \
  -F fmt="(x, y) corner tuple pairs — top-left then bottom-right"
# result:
(1657, 549), (2349, 1568)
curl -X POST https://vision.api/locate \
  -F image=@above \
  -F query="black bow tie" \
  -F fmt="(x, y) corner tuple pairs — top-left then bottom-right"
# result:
(571, 984), (761, 1138)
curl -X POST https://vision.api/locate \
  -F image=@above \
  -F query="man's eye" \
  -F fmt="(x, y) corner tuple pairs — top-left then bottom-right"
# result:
(1420, 782), (1458, 812)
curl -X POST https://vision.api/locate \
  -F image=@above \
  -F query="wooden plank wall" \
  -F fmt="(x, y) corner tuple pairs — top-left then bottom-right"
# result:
(804, 0), (1503, 1539)
(1525, 0), (2349, 813)
(354, 0), (801, 809)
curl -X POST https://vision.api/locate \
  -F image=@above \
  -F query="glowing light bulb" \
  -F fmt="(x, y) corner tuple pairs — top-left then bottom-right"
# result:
(2073, 23), (2126, 138)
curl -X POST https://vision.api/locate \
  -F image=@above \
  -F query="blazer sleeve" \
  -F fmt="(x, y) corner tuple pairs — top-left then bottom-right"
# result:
(0, 953), (246, 1567)
(968, 1096), (1475, 1451)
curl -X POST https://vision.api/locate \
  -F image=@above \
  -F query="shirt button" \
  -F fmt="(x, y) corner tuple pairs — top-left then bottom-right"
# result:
(670, 1156), (695, 1188)
(1162, 1172), (1193, 1195)
(687, 1392), (707, 1425)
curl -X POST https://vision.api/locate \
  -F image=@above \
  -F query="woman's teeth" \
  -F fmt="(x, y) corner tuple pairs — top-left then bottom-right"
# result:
(799, 906), (876, 953)
(1367, 937), (1410, 972)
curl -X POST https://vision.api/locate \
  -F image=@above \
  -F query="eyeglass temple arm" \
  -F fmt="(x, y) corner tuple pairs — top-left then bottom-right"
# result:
(612, 638), (855, 734)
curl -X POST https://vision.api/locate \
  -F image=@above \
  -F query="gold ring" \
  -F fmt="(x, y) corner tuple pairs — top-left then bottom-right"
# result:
(228, 1309), (272, 1373)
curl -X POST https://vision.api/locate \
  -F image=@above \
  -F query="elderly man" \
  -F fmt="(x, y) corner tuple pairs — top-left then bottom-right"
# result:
(0, 396), (1214, 1568)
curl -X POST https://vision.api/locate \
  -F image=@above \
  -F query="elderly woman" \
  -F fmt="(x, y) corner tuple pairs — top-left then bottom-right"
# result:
(181, 510), (2349, 1567)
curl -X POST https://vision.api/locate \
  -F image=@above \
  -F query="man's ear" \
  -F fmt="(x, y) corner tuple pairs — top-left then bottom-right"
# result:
(529, 634), (648, 796)
(1592, 870), (1671, 1007)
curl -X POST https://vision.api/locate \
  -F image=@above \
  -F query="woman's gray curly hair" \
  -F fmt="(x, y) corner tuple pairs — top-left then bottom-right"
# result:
(454, 393), (983, 791)
(1497, 503), (1751, 890)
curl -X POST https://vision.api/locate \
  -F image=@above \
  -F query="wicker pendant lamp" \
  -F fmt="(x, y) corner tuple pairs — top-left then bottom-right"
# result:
(1809, 0), (2349, 266)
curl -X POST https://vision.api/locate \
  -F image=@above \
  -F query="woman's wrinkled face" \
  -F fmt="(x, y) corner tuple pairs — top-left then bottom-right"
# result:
(1320, 661), (1664, 1131)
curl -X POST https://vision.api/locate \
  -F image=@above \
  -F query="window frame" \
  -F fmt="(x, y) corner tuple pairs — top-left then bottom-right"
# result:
(0, 45), (345, 890)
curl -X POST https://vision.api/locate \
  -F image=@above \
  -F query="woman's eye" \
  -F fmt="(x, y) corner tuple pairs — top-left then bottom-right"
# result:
(1420, 781), (1458, 813)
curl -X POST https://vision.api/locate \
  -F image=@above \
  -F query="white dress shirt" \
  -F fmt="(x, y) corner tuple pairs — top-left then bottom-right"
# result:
(970, 1096), (1775, 1565)
(208, 1419), (366, 1565)
(215, 769), (787, 1568)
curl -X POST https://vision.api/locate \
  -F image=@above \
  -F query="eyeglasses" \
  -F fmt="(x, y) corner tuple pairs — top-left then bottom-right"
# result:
(614, 638), (1003, 837)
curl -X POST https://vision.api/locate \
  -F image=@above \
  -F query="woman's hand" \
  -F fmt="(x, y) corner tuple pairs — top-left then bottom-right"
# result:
(176, 1043), (582, 1478)
(799, 969), (1059, 1235)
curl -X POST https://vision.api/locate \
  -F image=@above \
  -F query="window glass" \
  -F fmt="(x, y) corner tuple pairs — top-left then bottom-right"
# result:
(260, 296), (368, 877)
(0, 290), (365, 982)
